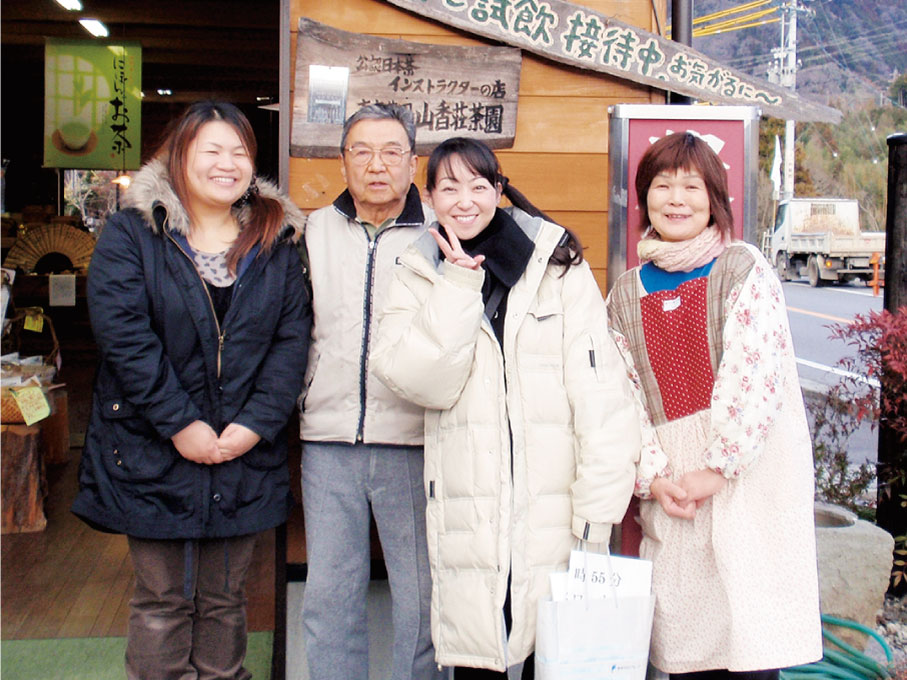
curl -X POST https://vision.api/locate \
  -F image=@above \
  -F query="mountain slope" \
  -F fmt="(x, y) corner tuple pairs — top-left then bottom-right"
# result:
(685, 0), (907, 105)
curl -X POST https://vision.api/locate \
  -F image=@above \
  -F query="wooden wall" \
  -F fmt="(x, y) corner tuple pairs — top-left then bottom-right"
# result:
(288, 0), (667, 290)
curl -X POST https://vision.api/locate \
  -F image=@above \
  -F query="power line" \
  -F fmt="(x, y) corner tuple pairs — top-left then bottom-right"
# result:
(696, 13), (780, 37)
(667, 0), (774, 35)
(727, 39), (907, 75)
(716, 16), (907, 69)
(692, 0), (906, 70)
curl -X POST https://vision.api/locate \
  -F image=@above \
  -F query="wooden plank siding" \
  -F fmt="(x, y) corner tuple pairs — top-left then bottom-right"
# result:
(289, 0), (667, 288)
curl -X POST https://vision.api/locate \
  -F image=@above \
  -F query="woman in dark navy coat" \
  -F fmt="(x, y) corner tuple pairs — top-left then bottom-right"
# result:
(72, 101), (310, 680)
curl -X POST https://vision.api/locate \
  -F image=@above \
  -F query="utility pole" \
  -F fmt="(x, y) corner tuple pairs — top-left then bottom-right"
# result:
(670, 0), (694, 105)
(767, 1), (809, 200)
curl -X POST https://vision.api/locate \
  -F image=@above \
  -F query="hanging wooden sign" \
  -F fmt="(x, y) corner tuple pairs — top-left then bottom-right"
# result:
(381, 0), (841, 124)
(291, 18), (522, 157)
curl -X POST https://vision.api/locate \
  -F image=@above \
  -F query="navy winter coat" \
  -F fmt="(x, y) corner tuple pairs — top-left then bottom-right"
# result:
(72, 159), (311, 539)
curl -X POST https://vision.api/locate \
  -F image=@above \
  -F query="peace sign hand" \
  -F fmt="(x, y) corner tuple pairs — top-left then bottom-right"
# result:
(430, 227), (486, 271)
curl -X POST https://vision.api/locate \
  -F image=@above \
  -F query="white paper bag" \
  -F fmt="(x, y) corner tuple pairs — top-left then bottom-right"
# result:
(537, 550), (655, 680)
(535, 594), (656, 680)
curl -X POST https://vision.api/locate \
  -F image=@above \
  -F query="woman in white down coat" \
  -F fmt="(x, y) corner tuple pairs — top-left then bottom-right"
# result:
(372, 137), (641, 678)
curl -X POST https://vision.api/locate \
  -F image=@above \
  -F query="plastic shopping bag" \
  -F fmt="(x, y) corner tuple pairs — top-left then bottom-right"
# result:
(535, 550), (655, 680)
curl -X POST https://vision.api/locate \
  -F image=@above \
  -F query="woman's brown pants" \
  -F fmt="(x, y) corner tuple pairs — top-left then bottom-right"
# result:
(125, 534), (258, 680)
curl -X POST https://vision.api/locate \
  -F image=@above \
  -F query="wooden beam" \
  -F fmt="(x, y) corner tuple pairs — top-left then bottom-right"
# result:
(142, 90), (275, 104)
(0, 0), (278, 30)
(1, 22), (277, 53)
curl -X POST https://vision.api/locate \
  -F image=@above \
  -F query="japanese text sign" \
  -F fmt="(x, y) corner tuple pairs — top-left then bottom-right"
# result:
(292, 18), (521, 157)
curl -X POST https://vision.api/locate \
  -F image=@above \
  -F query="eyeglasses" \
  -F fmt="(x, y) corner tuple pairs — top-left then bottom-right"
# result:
(344, 145), (411, 166)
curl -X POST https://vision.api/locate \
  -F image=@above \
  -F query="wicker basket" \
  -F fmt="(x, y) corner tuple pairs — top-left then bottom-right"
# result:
(2, 308), (60, 367)
(1, 388), (26, 423)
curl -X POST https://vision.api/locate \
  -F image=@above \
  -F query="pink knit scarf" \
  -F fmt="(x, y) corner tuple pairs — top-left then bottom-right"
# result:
(636, 226), (728, 273)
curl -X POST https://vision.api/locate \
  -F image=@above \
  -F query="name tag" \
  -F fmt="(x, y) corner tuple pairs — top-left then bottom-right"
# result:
(663, 296), (681, 312)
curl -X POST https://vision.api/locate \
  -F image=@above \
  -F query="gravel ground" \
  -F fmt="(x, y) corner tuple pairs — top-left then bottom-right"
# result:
(874, 595), (907, 678)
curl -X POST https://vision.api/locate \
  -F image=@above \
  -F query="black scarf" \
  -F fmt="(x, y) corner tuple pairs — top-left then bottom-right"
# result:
(439, 208), (534, 343)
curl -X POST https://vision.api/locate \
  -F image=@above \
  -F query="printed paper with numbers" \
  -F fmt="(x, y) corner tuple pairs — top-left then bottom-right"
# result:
(563, 550), (652, 601)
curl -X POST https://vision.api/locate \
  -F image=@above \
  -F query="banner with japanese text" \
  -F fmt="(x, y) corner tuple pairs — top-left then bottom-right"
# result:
(44, 39), (142, 170)
(382, 0), (840, 124)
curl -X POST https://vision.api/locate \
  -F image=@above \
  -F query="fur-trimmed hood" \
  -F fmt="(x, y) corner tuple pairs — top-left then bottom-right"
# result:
(121, 157), (306, 242)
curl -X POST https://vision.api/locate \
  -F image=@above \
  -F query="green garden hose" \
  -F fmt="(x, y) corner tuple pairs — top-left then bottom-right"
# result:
(780, 614), (895, 680)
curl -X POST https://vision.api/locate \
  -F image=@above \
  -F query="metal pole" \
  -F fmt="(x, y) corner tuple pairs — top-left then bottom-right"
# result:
(672, 0), (693, 46)
(278, 0), (290, 193)
(878, 132), (907, 595)
(781, 2), (798, 200)
(670, 0), (693, 105)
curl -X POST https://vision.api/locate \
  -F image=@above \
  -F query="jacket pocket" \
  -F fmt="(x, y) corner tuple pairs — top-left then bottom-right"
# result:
(527, 296), (563, 322)
(524, 298), (565, 358)
(99, 398), (178, 482)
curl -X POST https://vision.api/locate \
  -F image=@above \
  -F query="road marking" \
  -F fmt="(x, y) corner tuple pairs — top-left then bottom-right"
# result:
(796, 358), (880, 388)
(836, 288), (881, 298)
(787, 306), (851, 324)
(784, 281), (882, 298)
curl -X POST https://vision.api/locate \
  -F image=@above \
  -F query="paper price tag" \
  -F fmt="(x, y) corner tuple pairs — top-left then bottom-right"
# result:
(9, 385), (51, 425)
(23, 313), (44, 333)
(49, 274), (76, 307)
(564, 550), (652, 601)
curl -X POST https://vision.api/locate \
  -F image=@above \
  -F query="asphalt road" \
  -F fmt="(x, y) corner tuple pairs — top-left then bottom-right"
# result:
(781, 279), (885, 464)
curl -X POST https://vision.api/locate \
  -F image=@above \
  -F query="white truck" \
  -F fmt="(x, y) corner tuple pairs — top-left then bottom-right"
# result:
(765, 198), (885, 287)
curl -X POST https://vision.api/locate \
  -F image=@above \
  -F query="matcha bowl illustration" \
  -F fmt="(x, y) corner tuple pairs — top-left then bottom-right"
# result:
(46, 51), (110, 159)
(58, 120), (92, 150)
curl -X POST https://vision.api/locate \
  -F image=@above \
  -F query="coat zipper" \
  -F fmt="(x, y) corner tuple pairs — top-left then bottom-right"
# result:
(355, 229), (380, 441)
(167, 232), (225, 379)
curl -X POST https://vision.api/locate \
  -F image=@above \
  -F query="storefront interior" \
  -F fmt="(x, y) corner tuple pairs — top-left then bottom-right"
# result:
(1, 0), (286, 645)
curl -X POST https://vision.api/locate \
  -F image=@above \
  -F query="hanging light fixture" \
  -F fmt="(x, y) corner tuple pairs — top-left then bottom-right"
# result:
(111, 173), (131, 188)
(78, 18), (109, 37)
(54, 0), (82, 10)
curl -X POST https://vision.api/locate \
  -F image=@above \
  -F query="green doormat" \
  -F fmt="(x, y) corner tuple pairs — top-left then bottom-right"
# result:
(0, 631), (273, 679)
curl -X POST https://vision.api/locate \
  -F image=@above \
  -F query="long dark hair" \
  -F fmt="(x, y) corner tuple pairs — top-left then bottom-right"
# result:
(155, 100), (285, 273)
(425, 137), (583, 270)
(634, 131), (734, 240)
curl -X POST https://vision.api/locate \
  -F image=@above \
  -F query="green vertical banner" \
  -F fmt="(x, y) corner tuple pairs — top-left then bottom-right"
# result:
(44, 39), (142, 170)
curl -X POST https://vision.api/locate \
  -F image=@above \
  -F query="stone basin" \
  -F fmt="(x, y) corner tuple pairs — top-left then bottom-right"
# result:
(815, 503), (858, 528)
(814, 502), (894, 648)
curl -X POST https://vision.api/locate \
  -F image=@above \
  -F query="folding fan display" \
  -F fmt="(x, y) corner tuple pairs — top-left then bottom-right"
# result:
(2, 223), (96, 273)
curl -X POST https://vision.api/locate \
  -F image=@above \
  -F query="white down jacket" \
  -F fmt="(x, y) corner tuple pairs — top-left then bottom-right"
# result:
(372, 208), (640, 671)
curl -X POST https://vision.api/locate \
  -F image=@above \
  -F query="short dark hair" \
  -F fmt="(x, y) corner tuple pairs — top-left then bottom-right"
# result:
(425, 136), (499, 194)
(634, 131), (734, 240)
(340, 103), (416, 153)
